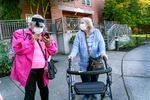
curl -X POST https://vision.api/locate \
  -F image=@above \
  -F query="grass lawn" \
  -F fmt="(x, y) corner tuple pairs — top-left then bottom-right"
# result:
(132, 34), (150, 38)
(119, 33), (150, 51)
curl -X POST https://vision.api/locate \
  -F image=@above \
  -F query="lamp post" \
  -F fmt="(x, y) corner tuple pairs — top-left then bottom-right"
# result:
(136, 33), (139, 46)
(115, 36), (119, 51)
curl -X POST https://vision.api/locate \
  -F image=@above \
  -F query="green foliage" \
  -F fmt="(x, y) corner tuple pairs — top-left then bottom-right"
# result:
(0, 0), (22, 20)
(103, 0), (150, 27)
(119, 37), (137, 51)
(0, 40), (12, 76)
(119, 34), (150, 51)
(69, 35), (75, 44)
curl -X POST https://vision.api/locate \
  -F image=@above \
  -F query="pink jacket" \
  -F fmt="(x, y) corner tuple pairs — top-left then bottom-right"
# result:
(10, 28), (57, 87)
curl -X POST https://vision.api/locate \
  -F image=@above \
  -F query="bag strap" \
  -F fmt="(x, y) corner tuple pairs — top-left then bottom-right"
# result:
(23, 29), (28, 40)
(84, 31), (101, 59)
(84, 32), (90, 56)
(37, 39), (47, 61)
(37, 40), (57, 73)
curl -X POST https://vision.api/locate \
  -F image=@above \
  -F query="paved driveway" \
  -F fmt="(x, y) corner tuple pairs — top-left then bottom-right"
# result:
(0, 43), (150, 100)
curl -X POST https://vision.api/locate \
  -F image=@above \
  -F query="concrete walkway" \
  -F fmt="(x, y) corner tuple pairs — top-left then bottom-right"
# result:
(0, 43), (150, 100)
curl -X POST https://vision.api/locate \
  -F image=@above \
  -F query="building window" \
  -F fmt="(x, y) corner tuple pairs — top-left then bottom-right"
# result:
(66, 17), (79, 31)
(82, 0), (91, 5)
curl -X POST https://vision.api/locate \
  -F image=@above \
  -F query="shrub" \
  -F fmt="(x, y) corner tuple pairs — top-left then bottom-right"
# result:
(69, 35), (75, 44)
(119, 37), (136, 51)
(119, 34), (147, 51)
(0, 40), (12, 77)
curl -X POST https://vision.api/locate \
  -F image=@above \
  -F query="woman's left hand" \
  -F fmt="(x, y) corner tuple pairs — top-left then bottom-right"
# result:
(43, 36), (50, 47)
(44, 66), (48, 72)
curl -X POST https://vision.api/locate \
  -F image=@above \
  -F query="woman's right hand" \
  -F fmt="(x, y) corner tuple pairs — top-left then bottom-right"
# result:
(68, 55), (73, 61)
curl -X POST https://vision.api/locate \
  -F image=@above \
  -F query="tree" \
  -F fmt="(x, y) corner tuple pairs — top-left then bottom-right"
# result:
(0, 0), (22, 20)
(103, 0), (150, 27)
(24, 0), (55, 18)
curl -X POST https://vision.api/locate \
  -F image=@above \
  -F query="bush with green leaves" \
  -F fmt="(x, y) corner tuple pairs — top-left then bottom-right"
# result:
(119, 34), (149, 51)
(69, 35), (75, 44)
(119, 37), (136, 51)
(0, 40), (12, 76)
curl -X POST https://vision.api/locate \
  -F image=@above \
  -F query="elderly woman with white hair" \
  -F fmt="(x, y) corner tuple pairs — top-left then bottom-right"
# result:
(68, 17), (108, 100)
(10, 14), (57, 100)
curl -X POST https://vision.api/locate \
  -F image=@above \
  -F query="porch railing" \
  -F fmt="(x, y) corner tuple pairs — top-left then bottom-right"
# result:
(0, 19), (56, 40)
(0, 17), (105, 40)
(0, 20), (27, 40)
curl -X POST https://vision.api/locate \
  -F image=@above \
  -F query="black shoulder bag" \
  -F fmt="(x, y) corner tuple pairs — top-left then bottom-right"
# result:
(84, 32), (104, 71)
(37, 40), (57, 80)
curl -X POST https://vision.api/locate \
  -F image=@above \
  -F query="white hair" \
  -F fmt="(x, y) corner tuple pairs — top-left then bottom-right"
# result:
(31, 14), (44, 20)
(80, 17), (94, 30)
(29, 14), (45, 28)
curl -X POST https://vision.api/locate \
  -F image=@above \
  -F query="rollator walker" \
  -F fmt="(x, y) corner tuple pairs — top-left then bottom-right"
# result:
(66, 58), (113, 100)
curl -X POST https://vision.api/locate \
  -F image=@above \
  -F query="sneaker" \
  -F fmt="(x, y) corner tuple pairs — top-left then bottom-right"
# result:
(89, 95), (97, 100)
(82, 96), (89, 100)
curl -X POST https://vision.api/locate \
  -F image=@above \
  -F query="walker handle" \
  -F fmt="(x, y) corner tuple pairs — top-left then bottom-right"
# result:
(101, 56), (108, 69)
(68, 58), (72, 69)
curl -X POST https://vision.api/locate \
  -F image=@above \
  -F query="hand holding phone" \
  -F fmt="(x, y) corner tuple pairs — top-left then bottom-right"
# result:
(44, 32), (49, 39)
(43, 32), (50, 46)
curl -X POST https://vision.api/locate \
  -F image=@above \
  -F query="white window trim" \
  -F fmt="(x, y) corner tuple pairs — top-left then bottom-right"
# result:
(82, 0), (91, 6)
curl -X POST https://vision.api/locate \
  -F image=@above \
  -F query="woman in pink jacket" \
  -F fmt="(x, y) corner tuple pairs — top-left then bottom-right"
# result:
(10, 14), (57, 100)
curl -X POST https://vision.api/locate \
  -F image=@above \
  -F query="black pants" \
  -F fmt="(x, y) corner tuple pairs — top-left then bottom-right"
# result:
(24, 68), (49, 100)
(80, 72), (99, 98)
(80, 74), (98, 82)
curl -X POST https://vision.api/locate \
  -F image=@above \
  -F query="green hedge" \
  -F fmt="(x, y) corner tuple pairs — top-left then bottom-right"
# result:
(0, 40), (12, 77)
(119, 34), (150, 51)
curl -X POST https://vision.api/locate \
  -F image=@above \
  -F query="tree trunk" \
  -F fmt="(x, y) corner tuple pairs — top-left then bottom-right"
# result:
(30, 3), (33, 14)
(43, 2), (49, 18)
(36, 2), (40, 14)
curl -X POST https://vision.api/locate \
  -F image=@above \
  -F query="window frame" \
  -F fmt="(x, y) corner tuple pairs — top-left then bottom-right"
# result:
(82, 0), (91, 6)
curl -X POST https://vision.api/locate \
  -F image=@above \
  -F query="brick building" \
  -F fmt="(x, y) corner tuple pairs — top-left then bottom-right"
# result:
(19, 0), (104, 25)
(18, 0), (104, 54)
(51, 0), (103, 25)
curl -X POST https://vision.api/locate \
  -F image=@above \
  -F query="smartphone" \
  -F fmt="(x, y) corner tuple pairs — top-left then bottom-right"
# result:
(44, 32), (50, 39)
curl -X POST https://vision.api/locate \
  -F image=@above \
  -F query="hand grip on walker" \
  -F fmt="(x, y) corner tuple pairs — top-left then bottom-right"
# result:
(68, 58), (72, 68)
